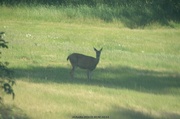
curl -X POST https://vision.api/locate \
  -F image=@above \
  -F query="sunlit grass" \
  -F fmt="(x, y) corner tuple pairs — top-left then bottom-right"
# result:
(0, 5), (180, 119)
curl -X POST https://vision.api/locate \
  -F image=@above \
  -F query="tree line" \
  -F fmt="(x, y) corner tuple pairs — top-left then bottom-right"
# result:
(1, 0), (179, 22)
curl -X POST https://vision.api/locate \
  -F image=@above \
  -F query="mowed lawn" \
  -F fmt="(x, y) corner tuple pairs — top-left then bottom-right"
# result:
(0, 6), (180, 119)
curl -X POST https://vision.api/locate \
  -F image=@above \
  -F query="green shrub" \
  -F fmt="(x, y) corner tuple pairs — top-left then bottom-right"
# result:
(0, 32), (15, 102)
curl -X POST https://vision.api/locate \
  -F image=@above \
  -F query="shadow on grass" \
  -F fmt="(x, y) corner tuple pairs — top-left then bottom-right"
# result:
(70, 104), (180, 119)
(11, 65), (180, 95)
(70, 106), (155, 119)
(101, 106), (154, 119)
(101, 105), (180, 119)
(0, 104), (30, 119)
(109, 107), (154, 119)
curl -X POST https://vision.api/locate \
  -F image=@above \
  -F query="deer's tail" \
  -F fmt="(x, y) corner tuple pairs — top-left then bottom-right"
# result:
(67, 56), (70, 61)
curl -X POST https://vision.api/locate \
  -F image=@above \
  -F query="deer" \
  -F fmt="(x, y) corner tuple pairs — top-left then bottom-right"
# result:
(67, 48), (103, 80)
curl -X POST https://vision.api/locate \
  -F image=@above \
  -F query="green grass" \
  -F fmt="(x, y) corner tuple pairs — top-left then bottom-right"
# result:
(1, 5), (180, 29)
(0, 5), (180, 119)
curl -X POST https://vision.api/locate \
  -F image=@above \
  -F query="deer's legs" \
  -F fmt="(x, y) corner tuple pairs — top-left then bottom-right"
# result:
(70, 66), (76, 79)
(87, 70), (92, 80)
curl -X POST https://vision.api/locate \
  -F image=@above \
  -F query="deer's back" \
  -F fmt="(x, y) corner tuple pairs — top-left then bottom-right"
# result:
(67, 53), (98, 70)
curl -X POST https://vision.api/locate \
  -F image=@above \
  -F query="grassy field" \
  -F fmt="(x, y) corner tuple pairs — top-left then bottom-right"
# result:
(0, 5), (180, 119)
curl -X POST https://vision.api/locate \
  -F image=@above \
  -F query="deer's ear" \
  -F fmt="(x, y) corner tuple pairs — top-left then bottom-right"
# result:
(94, 47), (97, 51)
(100, 48), (103, 51)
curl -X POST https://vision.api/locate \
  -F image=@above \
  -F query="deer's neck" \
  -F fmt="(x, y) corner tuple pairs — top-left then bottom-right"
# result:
(95, 56), (100, 64)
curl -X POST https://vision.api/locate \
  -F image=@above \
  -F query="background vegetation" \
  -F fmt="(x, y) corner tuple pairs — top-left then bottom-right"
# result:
(1, 0), (180, 28)
(0, 0), (180, 119)
(0, 32), (15, 101)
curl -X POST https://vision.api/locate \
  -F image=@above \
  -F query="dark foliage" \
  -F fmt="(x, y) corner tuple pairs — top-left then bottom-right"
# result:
(0, 32), (15, 101)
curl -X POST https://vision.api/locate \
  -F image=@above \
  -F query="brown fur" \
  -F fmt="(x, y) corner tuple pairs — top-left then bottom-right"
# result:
(67, 48), (102, 79)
